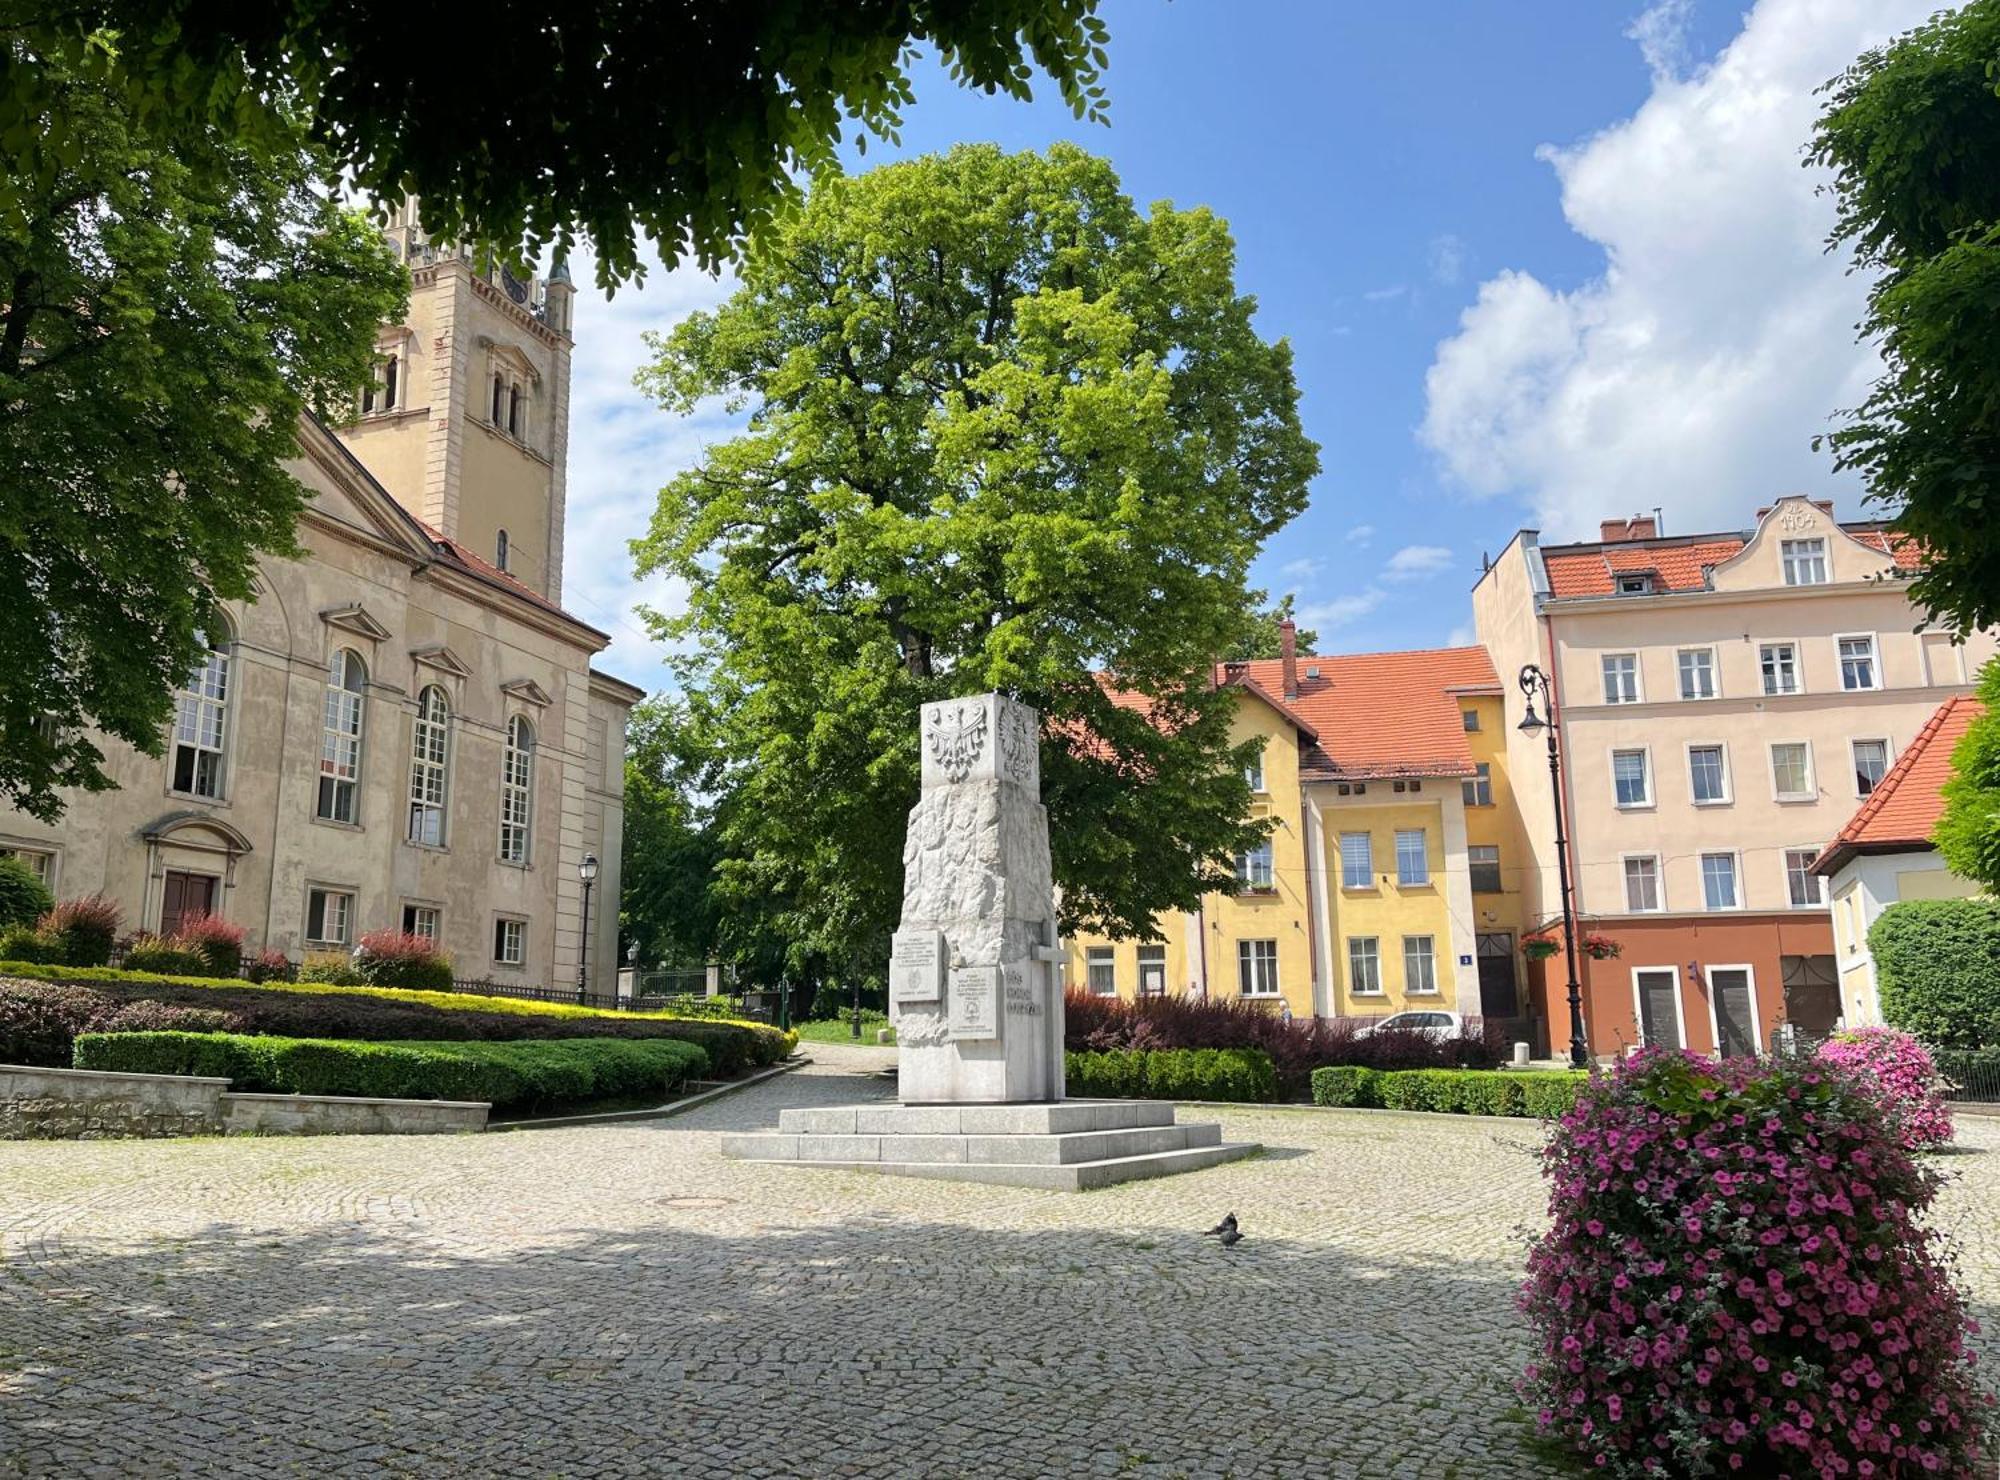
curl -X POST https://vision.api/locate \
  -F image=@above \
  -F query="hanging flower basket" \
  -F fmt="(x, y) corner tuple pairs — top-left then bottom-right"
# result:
(1523, 935), (1561, 961)
(1580, 932), (1623, 961)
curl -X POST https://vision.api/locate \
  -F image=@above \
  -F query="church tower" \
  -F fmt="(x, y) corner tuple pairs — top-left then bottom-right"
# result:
(337, 198), (577, 603)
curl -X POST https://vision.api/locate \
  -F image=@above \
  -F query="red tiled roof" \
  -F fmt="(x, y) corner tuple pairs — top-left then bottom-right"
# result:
(1541, 523), (1922, 599)
(415, 518), (599, 632)
(1224, 646), (1499, 779)
(1814, 696), (1981, 874)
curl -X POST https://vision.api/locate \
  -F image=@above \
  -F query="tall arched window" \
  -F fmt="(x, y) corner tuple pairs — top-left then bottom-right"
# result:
(500, 716), (534, 863)
(171, 623), (231, 799)
(382, 354), (398, 410)
(491, 372), (505, 425)
(508, 383), (522, 436)
(495, 528), (510, 573)
(407, 685), (450, 846)
(317, 649), (366, 823)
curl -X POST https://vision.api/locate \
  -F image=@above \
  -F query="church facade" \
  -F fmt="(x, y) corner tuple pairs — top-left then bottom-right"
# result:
(0, 206), (642, 992)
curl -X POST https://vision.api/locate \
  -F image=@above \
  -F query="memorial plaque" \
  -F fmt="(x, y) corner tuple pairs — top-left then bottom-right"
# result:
(1003, 965), (1041, 1017)
(947, 965), (1001, 1040)
(890, 928), (945, 1005)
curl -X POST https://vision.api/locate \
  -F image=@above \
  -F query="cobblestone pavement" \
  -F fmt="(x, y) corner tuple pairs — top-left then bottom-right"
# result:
(2, 1047), (1996, 1479)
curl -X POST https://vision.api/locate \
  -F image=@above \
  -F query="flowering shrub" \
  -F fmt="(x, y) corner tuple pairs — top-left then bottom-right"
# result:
(243, 947), (295, 984)
(171, 914), (246, 978)
(1521, 1049), (1990, 1476)
(352, 930), (454, 992)
(39, 895), (121, 967)
(1816, 1028), (1955, 1152)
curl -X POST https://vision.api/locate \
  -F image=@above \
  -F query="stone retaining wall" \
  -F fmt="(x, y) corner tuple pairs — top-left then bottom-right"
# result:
(0, 1064), (489, 1139)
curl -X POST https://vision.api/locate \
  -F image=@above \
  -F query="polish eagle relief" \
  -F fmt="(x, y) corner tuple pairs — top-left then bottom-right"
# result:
(927, 701), (987, 783)
(999, 705), (1036, 785)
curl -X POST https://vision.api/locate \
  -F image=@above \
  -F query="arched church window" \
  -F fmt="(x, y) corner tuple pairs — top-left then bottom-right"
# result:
(171, 622), (231, 799)
(407, 685), (450, 847)
(496, 529), (510, 572)
(500, 716), (534, 863)
(492, 372), (505, 425)
(316, 649), (366, 823)
(383, 354), (398, 410)
(508, 383), (522, 437)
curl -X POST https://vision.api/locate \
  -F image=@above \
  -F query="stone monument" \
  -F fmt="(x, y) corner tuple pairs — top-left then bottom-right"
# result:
(722, 694), (1257, 1190)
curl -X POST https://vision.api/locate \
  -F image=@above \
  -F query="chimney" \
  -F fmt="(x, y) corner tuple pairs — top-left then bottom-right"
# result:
(1599, 515), (1659, 543)
(1279, 619), (1299, 700)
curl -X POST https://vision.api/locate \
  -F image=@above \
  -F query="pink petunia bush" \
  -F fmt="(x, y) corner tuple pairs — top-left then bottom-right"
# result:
(1816, 1028), (1955, 1152)
(1520, 1049), (1991, 1477)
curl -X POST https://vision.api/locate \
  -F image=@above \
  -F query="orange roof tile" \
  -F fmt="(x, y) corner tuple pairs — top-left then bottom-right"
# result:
(1224, 646), (1499, 779)
(415, 518), (602, 633)
(1814, 696), (1981, 874)
(1541, 522), (1923, 599)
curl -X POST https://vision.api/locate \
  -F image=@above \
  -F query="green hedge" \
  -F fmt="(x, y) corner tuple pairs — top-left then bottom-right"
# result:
(0, 858), (53, 929)
(74, 1031), (710, 1112)
(1872, 898), (2000, 1050)
(1065, 1047), (1277, 1103)
(1310, 1066), (1587, 1119)
(0, 959), (796, 1069)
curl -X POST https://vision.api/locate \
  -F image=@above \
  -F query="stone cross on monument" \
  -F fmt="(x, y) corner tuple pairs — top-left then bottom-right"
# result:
(890, 693), (1067, 1104)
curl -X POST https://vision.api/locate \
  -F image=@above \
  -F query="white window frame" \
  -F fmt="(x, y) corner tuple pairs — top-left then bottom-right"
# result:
(1622, 853), (1663, 914)
(1850, 737), (1892, 798)
(1084, 946), (1116, 996)
(1237, 839), (1275, 892)
(401, 903), (441, 941)
(1685, 742), (1732, 807)
(1768, 741), (1815, 803)
(1781, 538), (1828, 587)
(1136, 944), (1167, 997)
(317, 649), (366, 824)
(1631, 966), (1690, 1051)
(1703, 963), (1764, 1055)
(170, 628), (231, 801)
(305, 886), (354, 947)
(1783, 847), (1826, 909)
(1347, 936), (1382, 996)
(1835, 632), (1880, 693)
(1676, 647), (1717, 701)
(1339, 831), (1373, 890)
(1237, 939), (1280, 998)
(406, 685), (451, 848)
(1467, 844), (1502, 894)
(493, 915), (527, 967)
(1610, 746), (1653, 809)
(1602, 653), (1641, 705)
(1759, 642), (1802, 697)
(1699, 851), (1742, 912)
(0, 845), (56, 889)
(500, 715), (535, 863)
(1402, 935), (1438, 995)
(1394, 828), (1430, 887)
(1461, 762), (1492, 808)
(1244, 745), (1266, 795)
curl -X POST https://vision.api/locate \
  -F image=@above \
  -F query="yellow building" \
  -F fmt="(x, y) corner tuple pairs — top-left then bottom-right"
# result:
(1067, 632), (1536, 1029)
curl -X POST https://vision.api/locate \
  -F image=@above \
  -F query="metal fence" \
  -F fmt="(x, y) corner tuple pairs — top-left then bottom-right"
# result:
(1938, 1051), (2000, 1106)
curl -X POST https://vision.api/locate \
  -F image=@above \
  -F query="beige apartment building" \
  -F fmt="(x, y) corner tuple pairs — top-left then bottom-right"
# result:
(0, 208), (642, 991)
(1473, 495), (1993, 1060)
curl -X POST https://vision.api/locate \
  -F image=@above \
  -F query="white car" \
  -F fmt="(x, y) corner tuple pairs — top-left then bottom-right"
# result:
(1356, 1010), (1463, 1041)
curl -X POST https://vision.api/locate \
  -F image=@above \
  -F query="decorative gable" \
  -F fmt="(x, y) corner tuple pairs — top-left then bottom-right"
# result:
(410, 643), (473, 681)
(501, 677), (553, 708)
(320, 603), (393, 644)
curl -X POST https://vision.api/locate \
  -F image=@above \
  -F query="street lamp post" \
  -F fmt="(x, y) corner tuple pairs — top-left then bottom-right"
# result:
(576, 852), (599, 1005)
(1516, 665), (1590, 1069)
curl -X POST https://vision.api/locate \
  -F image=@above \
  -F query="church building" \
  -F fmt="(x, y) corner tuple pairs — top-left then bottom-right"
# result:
(0, 202), (642, 992)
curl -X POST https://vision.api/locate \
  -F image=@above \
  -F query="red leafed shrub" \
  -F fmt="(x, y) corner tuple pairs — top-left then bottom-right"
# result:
(244, 947), (294, 984)
(1521, 1049), (1991, 1476)
(38, 895), (121, 967)
(171, 914), (246, 978)
(1815, 1028), (1956, 1153)
(1063, 989), (1498, 1098)
(352, 930), (454, 991)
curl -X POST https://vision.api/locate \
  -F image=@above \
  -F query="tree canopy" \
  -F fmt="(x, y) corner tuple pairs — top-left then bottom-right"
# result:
(632, 144), (1319, 973)
(1812, 0), (2000, 637)
(1226, 595), (1319, 662)
(1935, 658), (2000, 893)
(0, 55), (408, 821)
(4, 1), (1110, 288)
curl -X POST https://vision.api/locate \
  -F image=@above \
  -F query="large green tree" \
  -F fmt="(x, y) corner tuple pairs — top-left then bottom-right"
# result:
(1934, 657), (2000, 892)
(1813, 1), (2000, 636)
(633, 144), (1318, 970)
(3, 2), (1110, 287)
(0, 55), (407, 821)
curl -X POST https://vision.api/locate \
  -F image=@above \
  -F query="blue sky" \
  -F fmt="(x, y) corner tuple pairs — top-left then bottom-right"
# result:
(560, 0), (1940, 691)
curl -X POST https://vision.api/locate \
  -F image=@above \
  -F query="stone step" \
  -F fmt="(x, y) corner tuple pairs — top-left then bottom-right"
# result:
(733, 1140), (1261, 1193)
(776, 1099), (1177, 1138)
(724, 1121), (1224, 1169)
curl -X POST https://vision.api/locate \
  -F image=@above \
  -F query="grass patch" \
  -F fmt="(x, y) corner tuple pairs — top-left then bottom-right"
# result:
(795, 1017), (896, 1046)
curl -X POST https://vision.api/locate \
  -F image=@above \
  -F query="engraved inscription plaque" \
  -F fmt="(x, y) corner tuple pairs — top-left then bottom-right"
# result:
(947, 965), (1001, 1040)
(890, 928), (945, 1005)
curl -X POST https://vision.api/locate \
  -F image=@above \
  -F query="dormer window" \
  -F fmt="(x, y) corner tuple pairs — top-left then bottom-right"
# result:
(1616, 572), (1653, 595)
(1782, 538), (1828, 586)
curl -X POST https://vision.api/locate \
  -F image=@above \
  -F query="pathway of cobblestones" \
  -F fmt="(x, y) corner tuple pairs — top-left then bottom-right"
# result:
(2, 1046), (1995, 1478)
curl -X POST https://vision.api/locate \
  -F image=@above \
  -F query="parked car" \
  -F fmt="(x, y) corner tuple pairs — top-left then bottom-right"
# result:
(1355, 1010), (1463, 1041)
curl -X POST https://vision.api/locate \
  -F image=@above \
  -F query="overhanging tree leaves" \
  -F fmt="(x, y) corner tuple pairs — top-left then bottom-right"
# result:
(3, 1), (1111, 288)
(1812, 0), (2000, 636)
(633, 144), (1319, 970)
(0, 55), (407, 821)
(1935, 658), (2000, 892)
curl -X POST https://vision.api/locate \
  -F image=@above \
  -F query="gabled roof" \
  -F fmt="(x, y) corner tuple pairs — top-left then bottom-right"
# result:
(1813, 695), (1981, 875)
(1222, 646), (1500, 779)
(1541, 523), (1921, 599)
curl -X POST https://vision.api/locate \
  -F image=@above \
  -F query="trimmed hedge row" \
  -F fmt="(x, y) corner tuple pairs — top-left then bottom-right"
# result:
(1872, 898), (2000, 1050)
(74, 1031), (709, 1112)
(0, 967), (795, 1074)
(1311, 1065), (1587, 1119)
(1065, 1047), (1277, 1104)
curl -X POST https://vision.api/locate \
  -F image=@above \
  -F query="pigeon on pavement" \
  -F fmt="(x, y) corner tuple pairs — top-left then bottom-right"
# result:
(1203, 1212), (1238, 1237)
(1217, 1226), (1244, 1248)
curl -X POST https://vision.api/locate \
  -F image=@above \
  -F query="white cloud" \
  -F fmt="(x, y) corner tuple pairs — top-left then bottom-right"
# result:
(1345, 524), (1376, 547)
(1628, 0), (1698, 83)
(1295, 590), (1384, 630)
(1363, 284), (1408, 303)
(559, 245), (741, 695)
(1428, 233), (1467, 286)
(1420, 0), (1933, 542)
(1278, 556), (1324, 582)
(1383, 544), (1454, 582)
